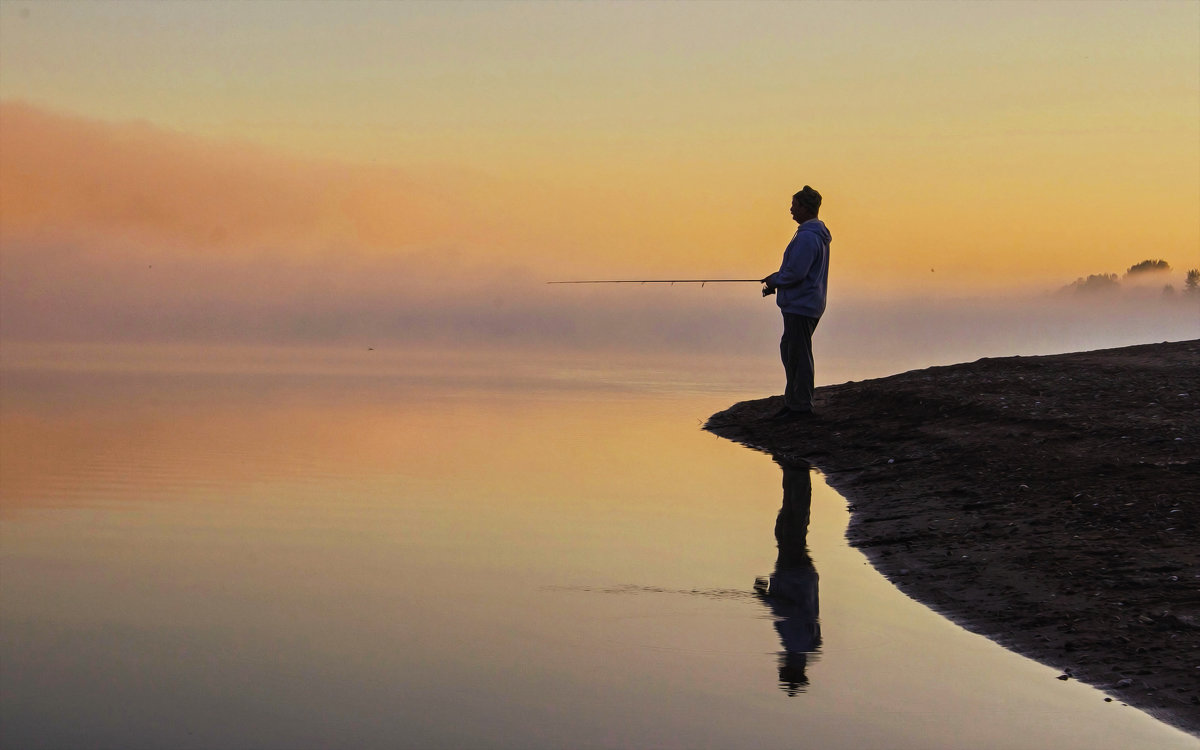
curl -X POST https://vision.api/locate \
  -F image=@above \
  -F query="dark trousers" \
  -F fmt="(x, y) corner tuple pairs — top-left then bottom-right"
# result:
(780, 313), (819, 412)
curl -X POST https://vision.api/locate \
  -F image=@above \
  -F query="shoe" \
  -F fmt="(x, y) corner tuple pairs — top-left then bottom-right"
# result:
(771, 408), (814, 423)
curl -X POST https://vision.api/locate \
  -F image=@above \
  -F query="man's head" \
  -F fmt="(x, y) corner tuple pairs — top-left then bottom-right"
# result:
(790, 186), (822, 224)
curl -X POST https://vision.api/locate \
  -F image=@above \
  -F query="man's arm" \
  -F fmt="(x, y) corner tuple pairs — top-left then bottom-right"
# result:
(764, 233), (818, 291)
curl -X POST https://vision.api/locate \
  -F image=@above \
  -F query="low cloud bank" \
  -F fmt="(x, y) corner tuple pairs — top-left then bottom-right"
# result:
(818, 291), (1198, 382)
(3, 101), (1195, 375)
(3, 230), (1195, 370)
(0, 233), (776, 353)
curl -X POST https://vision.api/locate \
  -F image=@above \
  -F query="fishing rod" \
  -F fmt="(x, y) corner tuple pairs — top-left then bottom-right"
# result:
(547, 279), (762, 286)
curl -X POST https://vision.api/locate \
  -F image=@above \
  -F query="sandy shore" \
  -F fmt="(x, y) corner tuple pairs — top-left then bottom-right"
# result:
(706, 339), (1199, 736)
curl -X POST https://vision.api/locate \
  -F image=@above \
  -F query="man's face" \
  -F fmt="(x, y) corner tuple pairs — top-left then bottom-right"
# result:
(790, 197), (807, 224)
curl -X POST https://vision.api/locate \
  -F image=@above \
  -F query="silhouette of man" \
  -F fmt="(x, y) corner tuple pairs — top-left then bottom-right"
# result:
(754, 461), (821, 694)
(761, 186), (831, 421)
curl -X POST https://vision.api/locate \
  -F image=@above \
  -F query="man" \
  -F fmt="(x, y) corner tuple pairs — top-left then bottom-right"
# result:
(761, 186), (831, 421)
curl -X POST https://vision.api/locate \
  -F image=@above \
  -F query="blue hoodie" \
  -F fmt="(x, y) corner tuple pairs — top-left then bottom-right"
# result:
(767, 219), (831, 319)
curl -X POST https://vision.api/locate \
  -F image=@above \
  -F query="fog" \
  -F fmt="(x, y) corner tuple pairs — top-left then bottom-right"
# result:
(3, 101), (1196, 380)
(3, 228), (1195, 376)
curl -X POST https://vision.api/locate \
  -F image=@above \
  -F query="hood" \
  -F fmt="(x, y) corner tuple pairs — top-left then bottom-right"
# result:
(799, 219), (831, 243)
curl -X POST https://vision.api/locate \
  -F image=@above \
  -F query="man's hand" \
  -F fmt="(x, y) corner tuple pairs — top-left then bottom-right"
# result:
(761, 282), (776, 297)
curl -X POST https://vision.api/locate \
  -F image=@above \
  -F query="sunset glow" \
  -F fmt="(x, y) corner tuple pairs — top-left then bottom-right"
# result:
(2, 1), (1197, 350)
(4, 5), (1200, 746)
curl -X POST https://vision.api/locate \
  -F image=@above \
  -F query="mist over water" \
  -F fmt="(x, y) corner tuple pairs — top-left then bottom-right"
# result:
(3, 101), (1195, 374)
(4, 250), (1195, 385)
(817, 289), (1199, 381)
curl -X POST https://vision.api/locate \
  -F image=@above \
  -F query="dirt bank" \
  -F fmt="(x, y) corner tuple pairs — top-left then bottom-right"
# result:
(705, 339), (1200, 735)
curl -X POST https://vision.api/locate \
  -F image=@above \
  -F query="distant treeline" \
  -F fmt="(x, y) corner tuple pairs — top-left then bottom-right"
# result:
(1063, 259), (1200, 296)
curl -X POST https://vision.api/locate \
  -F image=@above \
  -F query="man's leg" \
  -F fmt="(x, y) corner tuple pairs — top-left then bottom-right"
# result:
(782, 313), (819, 412)
(779, 315), (794, 408)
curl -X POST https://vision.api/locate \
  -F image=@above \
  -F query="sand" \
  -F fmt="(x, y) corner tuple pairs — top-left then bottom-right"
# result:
(706, 339), (1200, 736)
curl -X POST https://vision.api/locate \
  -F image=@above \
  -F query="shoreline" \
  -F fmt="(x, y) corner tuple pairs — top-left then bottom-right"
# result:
(705, 339), (1200, 736)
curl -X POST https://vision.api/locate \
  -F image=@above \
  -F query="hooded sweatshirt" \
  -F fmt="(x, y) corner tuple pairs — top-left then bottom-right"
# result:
(767, 218), (831, 319)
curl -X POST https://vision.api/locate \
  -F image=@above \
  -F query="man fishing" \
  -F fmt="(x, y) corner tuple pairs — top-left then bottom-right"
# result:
(761, 186), (831, 422)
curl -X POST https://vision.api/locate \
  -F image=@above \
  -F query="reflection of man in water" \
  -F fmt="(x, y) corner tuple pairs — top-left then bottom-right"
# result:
(754, 461), (821, 695)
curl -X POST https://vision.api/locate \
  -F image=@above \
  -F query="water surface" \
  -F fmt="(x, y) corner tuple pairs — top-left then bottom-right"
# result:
(1, 353), (1194, 749)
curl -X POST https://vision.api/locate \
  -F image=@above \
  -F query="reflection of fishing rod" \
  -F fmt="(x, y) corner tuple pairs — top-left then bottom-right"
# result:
(547, 279), (762, 287)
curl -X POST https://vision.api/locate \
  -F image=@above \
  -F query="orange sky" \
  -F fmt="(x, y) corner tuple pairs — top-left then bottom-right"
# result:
(1, 1), (1197, 350)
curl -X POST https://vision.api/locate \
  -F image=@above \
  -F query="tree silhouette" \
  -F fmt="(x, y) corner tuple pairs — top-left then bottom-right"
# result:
(1062, 260), (1193, 295)
(1125, 259), (1171, 277)
(1066, 273), (1119, 293)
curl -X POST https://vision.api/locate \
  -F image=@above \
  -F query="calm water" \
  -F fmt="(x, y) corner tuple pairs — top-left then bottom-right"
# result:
(1, 351), (1195, 749)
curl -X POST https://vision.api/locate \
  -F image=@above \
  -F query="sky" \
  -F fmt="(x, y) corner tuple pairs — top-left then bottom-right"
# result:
(1, 0), (1197, 360)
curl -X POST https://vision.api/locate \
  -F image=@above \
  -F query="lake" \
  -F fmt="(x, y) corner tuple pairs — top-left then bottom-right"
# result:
(1, 346), (1194, 749)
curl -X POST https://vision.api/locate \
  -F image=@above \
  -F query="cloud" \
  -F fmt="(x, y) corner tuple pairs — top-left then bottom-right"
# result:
(0, 101), (461, 255)
(0, 101), (783, 354)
